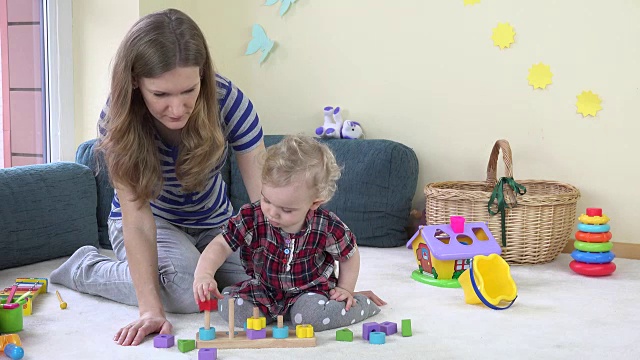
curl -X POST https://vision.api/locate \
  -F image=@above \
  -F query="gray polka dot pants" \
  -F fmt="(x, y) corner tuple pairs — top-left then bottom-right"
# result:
(217, 290), (381, 332)
(289, 292), (380, 332)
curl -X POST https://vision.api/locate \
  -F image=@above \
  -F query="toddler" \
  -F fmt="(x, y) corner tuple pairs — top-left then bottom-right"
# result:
(193, 135), (381, 331)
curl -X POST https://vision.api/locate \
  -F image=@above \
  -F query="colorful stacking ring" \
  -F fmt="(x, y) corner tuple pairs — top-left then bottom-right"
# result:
(577, 223), (611, 233)
(570, 260), (616, 276)
(571, 250), (615, 264)
(578, 214), (610, 225)
(575, 231), (612, 243)
(574, 240), (613, 253)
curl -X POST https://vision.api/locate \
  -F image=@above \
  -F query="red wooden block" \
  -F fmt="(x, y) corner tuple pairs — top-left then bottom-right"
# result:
(198, 298), (218, 312)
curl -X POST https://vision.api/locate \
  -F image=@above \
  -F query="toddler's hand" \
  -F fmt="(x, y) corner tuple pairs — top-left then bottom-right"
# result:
(329, 286), (355, 311)
(193, 275), (223, 304)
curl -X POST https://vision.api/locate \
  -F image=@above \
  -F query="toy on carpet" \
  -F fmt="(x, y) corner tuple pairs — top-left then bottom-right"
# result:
(458, 254), (518, 310)
(315, 106), (364, 140)
(570, 208), (616, 276)
(339, 319), (410, 345)
(0, 334), (24, 360)
(195, 298), (316, 350)
(406, 216), (501, 288)
(55, 290), (67, 310)
(0, 278), (48, 316)
(0, 291), (32, 333)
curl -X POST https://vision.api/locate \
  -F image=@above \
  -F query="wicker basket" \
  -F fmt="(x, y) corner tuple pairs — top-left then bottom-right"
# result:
(424, 139), (580, 265)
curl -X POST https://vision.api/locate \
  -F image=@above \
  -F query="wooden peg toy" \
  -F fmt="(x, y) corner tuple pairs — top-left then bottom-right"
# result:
(195, 297), (316, 349)
(56, 290), (67, 309)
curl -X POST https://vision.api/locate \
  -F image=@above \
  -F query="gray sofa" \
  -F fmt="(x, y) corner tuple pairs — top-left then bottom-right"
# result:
(0, 135), (418, 270)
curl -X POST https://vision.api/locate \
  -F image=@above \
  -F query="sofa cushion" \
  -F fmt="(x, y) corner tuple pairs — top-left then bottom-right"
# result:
(76, 139), (115, 249)
(227, 135), (419, 247)
(0, 162), (99, 270)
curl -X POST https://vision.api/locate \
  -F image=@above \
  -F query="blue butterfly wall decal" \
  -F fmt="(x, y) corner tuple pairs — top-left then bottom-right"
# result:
(265, 0), (297, 17)
(245, 24), (275, 64)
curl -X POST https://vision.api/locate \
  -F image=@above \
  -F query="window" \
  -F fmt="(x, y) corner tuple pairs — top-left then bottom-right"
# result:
(0, 0), (73, 168)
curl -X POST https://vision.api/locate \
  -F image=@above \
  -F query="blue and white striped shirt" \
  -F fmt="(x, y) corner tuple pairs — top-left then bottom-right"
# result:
(98, 74), (263, 228)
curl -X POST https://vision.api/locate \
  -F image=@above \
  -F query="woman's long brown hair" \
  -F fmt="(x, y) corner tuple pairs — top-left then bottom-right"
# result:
(96, 8), (224, 201)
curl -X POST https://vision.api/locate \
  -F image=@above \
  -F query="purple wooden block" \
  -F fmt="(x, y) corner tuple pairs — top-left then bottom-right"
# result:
(362, 322), (381, 340)
(247, 328), (267, 340)
(198, 348), (217, 360)
(153, 334), (175, 348)
(380, 321), (397, 335)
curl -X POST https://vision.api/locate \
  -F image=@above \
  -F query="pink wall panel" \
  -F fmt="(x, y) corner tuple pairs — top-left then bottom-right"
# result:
(7, 24), (41, 88)
(1, 0), (11, 166)
(9, 90), (42, 154)
(7, 0), (40, 22)
(11, 155), (43, 166)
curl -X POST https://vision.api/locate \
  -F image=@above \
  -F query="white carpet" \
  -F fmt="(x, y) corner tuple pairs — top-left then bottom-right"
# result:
(1, 247), (639, 360)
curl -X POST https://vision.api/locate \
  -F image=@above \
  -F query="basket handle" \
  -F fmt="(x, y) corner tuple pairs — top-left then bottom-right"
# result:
(486, 139), (513, 186)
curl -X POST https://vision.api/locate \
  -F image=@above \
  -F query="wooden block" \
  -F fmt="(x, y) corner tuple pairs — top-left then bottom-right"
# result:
(295, 324), (314, 338)
(178, 339), (196, 353)
(401, 319), (412, 337)
(336, 328), (353, 342)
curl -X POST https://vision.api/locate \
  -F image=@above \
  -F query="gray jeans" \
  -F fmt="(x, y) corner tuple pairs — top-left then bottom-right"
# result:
(72, 217), (248, 313)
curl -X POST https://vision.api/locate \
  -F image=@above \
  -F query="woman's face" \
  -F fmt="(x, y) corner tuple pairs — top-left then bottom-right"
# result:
(137, 66), (201, 140)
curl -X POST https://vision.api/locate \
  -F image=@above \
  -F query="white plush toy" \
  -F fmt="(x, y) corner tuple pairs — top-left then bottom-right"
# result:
(341, 120), (364, 139)
(315, 106), (364, 139)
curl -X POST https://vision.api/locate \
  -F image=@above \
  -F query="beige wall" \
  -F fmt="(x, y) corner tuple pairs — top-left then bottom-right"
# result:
(72, 0), (138, 144)
(77, 0), (640, 244)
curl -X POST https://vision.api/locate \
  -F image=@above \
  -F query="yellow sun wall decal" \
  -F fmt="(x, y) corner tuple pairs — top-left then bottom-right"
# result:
(527, 63), (553, 89)
(576, 91), (602, 117)
(464, 0), (481, 5)
(491, 23), (515, 49)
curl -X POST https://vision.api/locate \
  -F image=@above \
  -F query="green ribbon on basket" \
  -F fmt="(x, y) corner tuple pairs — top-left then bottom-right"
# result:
(487, 177), (527, 247)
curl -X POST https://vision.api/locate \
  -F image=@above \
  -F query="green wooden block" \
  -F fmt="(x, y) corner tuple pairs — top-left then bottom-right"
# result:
(177, 339), (196, 353)
(401, 319), (412, 337)
(336, 328), (353, 342)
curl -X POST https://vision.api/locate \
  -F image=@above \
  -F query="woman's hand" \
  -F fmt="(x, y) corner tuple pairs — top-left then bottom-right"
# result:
(354, 290), (387, 306)
(114, 311), (172, 346)
(329, 286), (355, 311)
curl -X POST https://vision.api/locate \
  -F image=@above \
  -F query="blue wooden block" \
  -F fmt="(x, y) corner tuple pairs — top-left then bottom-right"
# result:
(273, 325), (289, 339)
(199, 326), (216, 341)
(369, 331), (386, 345)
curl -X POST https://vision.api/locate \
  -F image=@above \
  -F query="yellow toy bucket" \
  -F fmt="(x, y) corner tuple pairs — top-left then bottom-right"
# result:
(459, 254), (517, 310)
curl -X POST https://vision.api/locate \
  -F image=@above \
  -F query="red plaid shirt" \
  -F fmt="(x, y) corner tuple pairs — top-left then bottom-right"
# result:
(221, 202), (357, 320)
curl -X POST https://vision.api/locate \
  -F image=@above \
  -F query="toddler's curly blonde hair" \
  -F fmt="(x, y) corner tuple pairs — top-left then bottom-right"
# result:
(262, 135), (341, 202)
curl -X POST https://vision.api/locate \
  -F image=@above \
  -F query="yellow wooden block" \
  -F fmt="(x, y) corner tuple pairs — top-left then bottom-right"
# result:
(247, 317), (266, 330)
(295, 324), (314, 338)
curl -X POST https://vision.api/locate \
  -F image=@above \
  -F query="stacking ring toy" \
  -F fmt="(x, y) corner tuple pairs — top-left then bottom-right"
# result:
(577, 223), (610, 233)
(570, 260), (616, 276)
(578, 213), (610, 225)
(575, 231), (612, 243)
(574, 240), (613, 253)
(571, 250), (615, 264)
